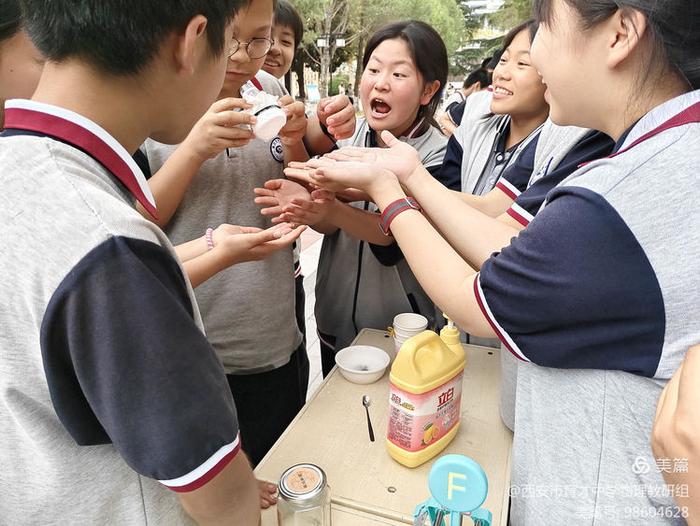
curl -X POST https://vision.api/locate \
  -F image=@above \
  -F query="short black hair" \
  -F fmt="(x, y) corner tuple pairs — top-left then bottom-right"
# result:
(486, 53), (501, 71)
(464, 67), (490, 90)
(500, 19), (538, 55)
(20, 0), (248, 76)
(274, 0), (304, 49)
(363, 20), (448, 127)
(0, 0), (22, 43)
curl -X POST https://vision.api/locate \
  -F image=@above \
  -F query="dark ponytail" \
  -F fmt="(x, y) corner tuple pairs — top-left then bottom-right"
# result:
(533, 0), (700, 90)
(0, 0), (22, 43)
(363, 20), (448, 129)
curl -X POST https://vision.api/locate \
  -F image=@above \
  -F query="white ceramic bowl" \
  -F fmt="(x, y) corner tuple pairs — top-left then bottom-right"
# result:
(335, 345), (390, 384)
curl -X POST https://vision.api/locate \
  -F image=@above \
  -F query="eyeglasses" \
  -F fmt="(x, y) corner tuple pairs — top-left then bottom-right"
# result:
(228, 37), (274, 59)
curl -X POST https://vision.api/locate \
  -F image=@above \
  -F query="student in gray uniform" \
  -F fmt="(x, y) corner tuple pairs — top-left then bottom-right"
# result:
(295, 0), (700, 522)
(0, 0), (264, 523)
(436, 20), (550, 198)
(283, 20), (450, 375)
(433, 21), (549, 350)
(141, 0), (354, 466)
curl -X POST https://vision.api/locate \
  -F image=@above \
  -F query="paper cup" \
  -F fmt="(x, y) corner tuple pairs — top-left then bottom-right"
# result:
(253, 106), (286, 141)
(392, 313), (428, 353)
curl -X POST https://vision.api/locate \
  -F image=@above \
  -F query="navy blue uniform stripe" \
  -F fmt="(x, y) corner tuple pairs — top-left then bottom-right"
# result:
(480, 187), (665, 377)
(40, 236), (239, 481)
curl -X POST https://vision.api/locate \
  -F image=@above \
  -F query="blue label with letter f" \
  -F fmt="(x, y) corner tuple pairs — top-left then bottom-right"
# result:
(428, 454), (488, 513)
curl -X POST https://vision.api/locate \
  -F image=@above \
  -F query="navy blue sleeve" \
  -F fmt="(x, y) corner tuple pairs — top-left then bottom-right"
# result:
(448, 100), (466, 125)
(133, 149), (151, 180)
(431, 135), (463, 192)
(507, 131), (615, 226)
(475, 187), (665, 377)
(40, 236), (240, 492)
(495, 134), (539, 201)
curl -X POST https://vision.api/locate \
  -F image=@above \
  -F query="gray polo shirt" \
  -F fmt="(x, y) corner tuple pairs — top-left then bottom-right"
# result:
(144, 70), (302, 374)
(476, 90), (700, 524)
(0, 100), (241, 524)
(314, 119), (446, 349)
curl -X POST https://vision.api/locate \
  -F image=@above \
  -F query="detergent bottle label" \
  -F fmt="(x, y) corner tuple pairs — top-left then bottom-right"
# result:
(387, 372), (463, 453)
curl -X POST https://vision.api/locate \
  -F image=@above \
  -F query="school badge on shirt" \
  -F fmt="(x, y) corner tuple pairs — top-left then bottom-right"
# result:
(270, 137), (284, 163)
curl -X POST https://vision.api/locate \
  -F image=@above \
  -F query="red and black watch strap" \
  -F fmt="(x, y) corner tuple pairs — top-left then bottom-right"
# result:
(379, 197), (422, 236)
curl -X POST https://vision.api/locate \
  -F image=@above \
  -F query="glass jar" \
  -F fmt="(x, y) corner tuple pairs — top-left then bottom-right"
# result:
(277, 463), (331, 526)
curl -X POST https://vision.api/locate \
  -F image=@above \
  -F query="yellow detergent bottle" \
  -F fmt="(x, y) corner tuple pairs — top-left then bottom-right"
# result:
(386, 316), (465, 468)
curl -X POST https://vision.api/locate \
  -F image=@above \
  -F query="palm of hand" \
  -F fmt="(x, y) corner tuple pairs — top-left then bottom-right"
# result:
(371, 145), (421, 183)
(272, 180), (311, 207)
(331, 140), (421, 184)
(216, 224), (246, 237)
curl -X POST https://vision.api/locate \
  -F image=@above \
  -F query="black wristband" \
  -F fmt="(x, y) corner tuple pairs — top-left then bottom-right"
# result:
(319, 120), (337, 143)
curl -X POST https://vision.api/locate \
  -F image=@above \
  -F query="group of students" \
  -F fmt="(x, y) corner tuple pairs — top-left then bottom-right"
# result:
(285, 1), (700, 524)
(0, 0), (698, 524)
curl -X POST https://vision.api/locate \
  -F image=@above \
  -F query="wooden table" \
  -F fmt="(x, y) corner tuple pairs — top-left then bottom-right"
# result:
(256, 329), (513, 525)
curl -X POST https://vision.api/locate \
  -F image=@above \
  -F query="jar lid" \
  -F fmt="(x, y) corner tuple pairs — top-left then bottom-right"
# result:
(279, 463), (327, 502)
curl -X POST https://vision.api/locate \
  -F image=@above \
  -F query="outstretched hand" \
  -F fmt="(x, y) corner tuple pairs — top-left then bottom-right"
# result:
(253, 179), (311, 218)
(326, 130), (422, 186)
(652, 345), (700, 516)
(213, 223), (306, 265)
(283, 156), (337, 189)
(286, 158), (399, 196)
(276, 189), (336, 226)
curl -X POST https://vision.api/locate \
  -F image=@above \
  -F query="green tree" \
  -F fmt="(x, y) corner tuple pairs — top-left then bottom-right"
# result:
(347, 0), (470, 95)
(292, 0), (473, 98)
(489, 0), (533, 29)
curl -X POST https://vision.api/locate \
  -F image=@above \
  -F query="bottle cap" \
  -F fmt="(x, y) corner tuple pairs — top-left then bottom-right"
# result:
(279, 463), (327, 502)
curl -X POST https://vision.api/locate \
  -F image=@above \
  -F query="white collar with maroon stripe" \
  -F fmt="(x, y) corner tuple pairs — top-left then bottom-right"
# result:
(618, 89), (700, 152)
(3, 99), (158, 219)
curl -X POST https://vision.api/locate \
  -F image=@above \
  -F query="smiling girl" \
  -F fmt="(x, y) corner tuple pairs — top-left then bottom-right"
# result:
(437, 21), (549, 196)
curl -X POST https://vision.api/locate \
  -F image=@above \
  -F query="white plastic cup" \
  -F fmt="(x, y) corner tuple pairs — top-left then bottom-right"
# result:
(253, 106), (286, 141)
(392, 313), (428, 354)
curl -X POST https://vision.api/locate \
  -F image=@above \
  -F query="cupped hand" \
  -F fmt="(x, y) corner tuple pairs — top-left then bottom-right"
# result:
(276, 189), (336, 226)
(326, 131), (422, 186)
(298, 159), (399, 196)
(253, 179), (311, 217)
(213, 223), (306, 265)
(283, 156), (338, 188)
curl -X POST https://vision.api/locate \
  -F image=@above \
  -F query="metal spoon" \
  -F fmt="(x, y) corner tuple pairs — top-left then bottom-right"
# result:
(362, 395), (375, 442)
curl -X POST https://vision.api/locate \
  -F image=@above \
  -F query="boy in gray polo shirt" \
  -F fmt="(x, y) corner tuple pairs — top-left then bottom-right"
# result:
(0, 0), (263, 524)
(142, 0), (355, 465)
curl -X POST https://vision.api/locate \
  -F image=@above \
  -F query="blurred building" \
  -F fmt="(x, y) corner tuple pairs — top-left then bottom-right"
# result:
(465, 0), (504, 16)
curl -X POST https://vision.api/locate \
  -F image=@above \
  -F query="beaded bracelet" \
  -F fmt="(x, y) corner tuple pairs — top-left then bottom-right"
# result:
(205, 227), (215, 250)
